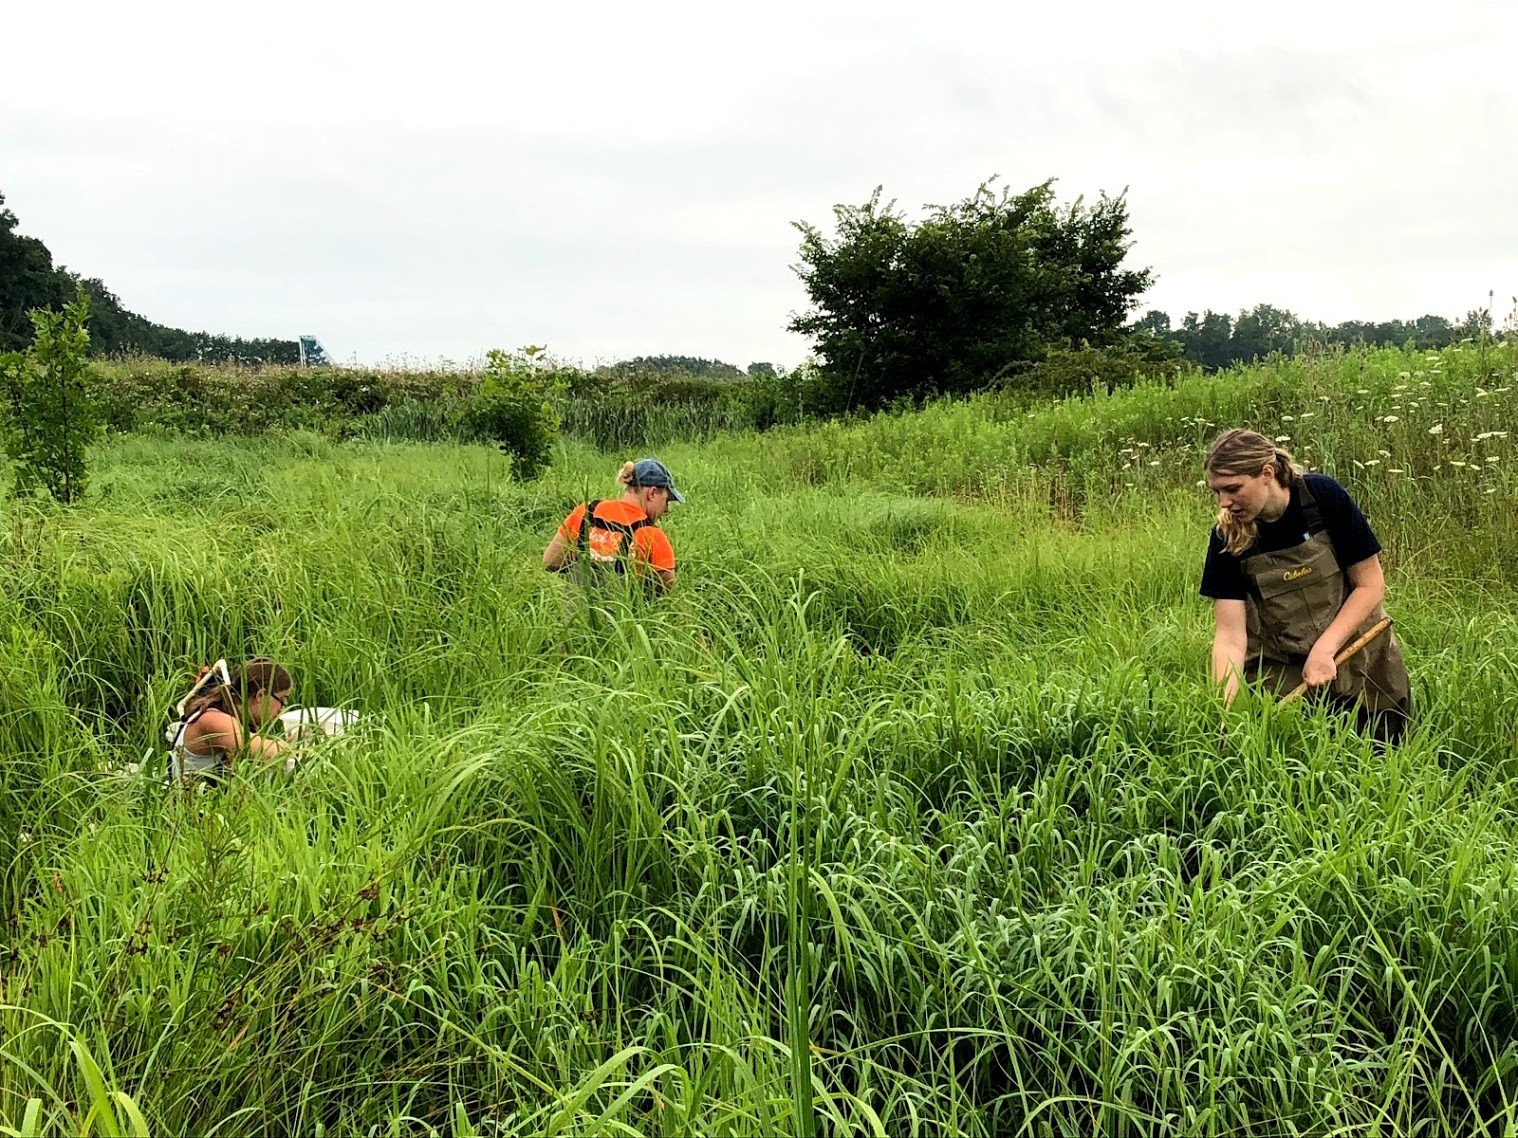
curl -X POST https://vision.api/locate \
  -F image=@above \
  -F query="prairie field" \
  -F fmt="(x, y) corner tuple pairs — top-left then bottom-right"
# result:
(3, 343), (1518, 1135)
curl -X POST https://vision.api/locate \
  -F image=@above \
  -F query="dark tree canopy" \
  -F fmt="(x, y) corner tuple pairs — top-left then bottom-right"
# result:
(0, 193), (70, 352)
(0, 191), (299, 363)
(788, 179), (1153, 411)
(1136, 304), (1485, 371)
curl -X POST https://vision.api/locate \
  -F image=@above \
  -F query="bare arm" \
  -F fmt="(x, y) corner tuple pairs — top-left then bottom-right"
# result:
(1211, 599), (1249, 706)
(542, 532), (574, 572)
(185, 710), (287, 769)
(244, 732), (288, 764)
(1303, 555), (1386, 687)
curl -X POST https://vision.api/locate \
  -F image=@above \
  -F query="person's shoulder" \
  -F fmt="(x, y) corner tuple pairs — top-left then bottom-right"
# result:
(1203, 523), (1230, 557)
(185, 707), (238, 746)
(1302, 471), (1352, 502)
(1301, 471), (1365, 515)
(1200, 524), (1245, 598)
(599, 500), (645, 522)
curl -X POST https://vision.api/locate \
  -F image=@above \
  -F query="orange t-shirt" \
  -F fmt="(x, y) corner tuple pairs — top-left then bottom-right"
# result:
(557, 500), (676, 576)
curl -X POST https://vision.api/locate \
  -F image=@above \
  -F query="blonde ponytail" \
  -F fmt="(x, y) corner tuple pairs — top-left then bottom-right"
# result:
(1204, 429), (1303, 556)
(616, 461), (637, 490)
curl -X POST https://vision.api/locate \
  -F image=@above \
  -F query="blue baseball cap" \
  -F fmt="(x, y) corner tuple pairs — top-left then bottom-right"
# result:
(632, 458), (684, 503)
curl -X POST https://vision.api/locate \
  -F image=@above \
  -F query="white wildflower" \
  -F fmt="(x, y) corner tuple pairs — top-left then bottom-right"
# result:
(1428, 424), (1443, 435)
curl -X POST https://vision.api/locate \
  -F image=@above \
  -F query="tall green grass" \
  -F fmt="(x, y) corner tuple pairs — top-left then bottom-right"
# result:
(2, 342), (1517, 1135)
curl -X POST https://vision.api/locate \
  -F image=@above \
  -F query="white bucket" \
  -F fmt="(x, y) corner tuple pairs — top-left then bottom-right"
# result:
(279, 706), (361, 741)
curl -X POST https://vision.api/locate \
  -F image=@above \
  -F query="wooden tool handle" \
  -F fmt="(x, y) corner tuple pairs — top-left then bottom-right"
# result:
(1277, 617), (1392, 706)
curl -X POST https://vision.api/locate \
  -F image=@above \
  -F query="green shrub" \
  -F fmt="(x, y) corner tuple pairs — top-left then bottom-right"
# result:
(462, 348), (560, 479)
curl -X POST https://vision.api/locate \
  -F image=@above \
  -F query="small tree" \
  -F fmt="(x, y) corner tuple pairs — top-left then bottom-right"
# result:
(0, 286), (99, 503)
(463, 346), (560, 479)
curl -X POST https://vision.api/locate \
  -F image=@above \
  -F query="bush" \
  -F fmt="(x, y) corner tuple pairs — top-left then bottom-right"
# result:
(462, 348), (560, 479)
(1013, 336), (1188, 403)
(93, 360), (473, 437)
(735, 362), (835, 430)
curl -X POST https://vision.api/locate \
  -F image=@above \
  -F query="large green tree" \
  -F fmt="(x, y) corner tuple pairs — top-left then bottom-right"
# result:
(788, 179), (1153, 411)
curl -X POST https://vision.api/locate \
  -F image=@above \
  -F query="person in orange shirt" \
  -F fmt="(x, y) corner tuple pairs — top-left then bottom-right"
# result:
(543, 458), (683, 592)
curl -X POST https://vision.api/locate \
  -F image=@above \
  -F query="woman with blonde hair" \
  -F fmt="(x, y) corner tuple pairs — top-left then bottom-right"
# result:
(167, 658), (294, 784)
(542, 458), (683, 592)
(1201, 428), (1410, 742)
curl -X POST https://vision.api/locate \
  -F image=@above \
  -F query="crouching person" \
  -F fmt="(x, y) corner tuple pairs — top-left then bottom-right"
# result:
(167, 658), (294, 785)
(1201, 429), (1411, 744)
(543, 458), (682, 594)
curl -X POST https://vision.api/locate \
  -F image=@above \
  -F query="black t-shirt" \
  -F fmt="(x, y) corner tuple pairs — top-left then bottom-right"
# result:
(1199, 473), (1382, 601)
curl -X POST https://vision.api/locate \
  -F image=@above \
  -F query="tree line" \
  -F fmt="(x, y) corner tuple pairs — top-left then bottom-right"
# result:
(4, 181), (1504, 391)
(1132, 305), (1495, 372)
(1, 191), (298, 363)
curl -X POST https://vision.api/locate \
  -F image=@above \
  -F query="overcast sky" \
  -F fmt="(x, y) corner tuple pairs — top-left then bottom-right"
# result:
(4, 0), (1516, 368)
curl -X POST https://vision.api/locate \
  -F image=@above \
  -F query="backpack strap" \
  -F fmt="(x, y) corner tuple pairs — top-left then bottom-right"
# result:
(1296, 477), (1325, 536)
(578, 501), (652, 576)
(578, 501), (600, 559)
(587, 513), (652, 537)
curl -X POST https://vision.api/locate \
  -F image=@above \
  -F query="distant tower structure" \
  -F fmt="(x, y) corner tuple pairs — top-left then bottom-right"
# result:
(297, 335), (331, 367)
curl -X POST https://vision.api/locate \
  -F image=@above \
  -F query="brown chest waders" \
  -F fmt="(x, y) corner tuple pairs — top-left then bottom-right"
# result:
(1239, 481), (1411, 740)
